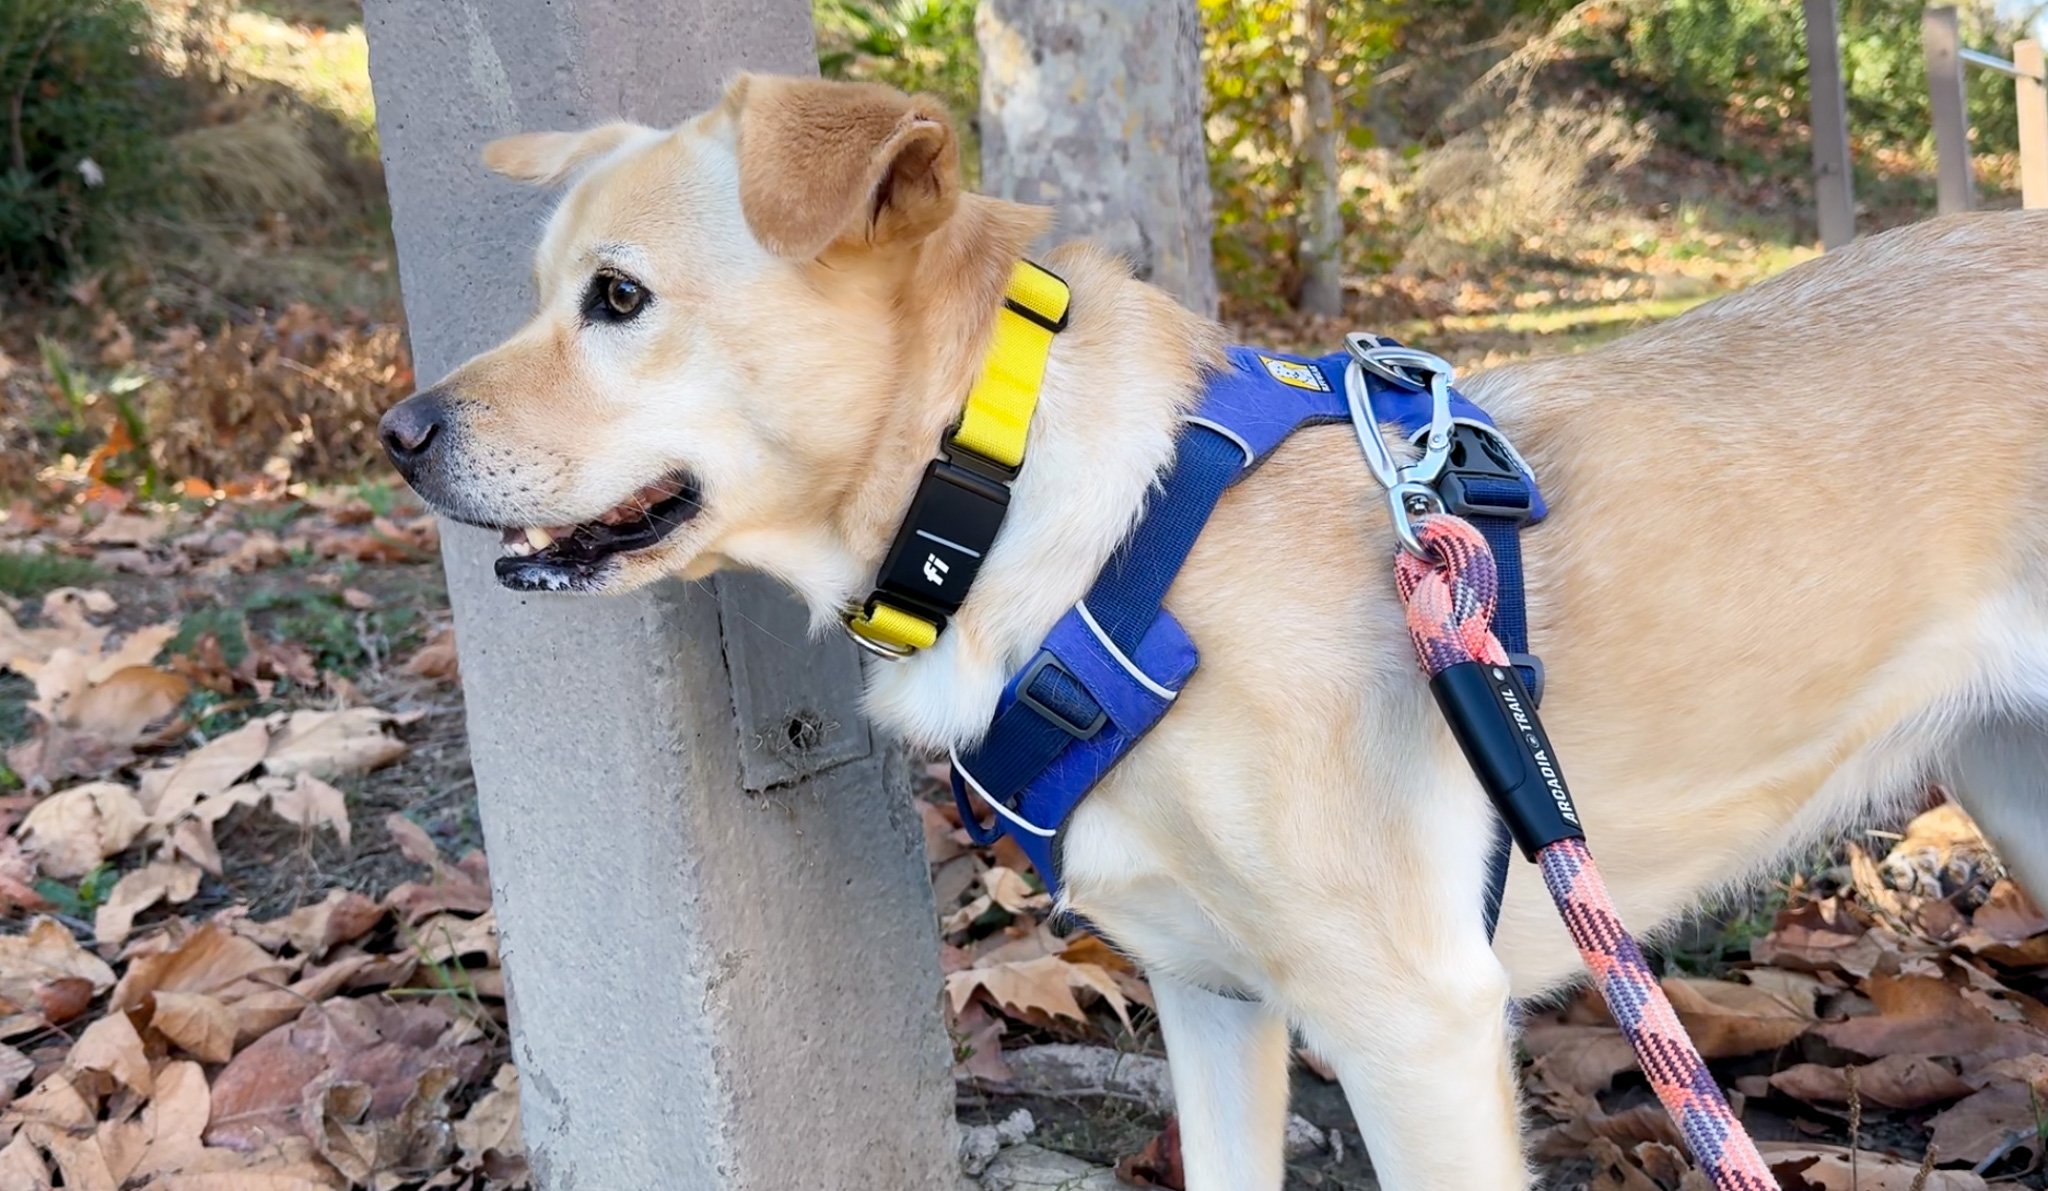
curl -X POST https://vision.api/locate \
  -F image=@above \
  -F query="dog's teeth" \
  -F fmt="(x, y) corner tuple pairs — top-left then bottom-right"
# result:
(525, 527), (555, 550)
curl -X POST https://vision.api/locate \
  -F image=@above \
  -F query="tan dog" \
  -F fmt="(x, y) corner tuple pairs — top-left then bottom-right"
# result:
(379, 74), (2048, 1190)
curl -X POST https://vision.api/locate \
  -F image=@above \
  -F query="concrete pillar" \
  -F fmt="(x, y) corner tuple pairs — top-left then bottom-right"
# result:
(1802, 0), (1856, 249)
(361, 5), (959, 1189)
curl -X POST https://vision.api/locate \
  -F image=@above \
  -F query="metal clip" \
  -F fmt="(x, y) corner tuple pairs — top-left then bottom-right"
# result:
(840, 611), (917, 661)
(1344, 333), (1457, 559)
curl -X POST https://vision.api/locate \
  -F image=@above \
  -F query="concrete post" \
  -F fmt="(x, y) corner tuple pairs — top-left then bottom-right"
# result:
(1926, 5), (1976, 216)
(2017, 40), (2048, 209)
(361, 6), (960, 1189)
(1802, 0), (1856, 249)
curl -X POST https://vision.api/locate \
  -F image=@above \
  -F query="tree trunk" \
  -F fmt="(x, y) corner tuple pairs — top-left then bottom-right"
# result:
(1293, 0), (1344, 317)
(976, 0), (1219, 317)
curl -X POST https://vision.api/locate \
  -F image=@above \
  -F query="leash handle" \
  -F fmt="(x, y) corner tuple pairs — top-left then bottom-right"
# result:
(1393, 514), (1776, 1191)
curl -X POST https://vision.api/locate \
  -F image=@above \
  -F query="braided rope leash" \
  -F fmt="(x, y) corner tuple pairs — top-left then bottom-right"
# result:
(1393, 514), (1776, 1191)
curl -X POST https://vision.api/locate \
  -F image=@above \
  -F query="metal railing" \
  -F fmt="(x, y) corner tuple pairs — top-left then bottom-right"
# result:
(1924, 6), (2048, 213)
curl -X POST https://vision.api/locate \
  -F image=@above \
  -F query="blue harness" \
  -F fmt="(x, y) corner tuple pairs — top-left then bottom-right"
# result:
(949, 343), (1547, 933)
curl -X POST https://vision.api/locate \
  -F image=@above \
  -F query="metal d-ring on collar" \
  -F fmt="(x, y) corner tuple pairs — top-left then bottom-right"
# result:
(1344, 332), (1456, 559)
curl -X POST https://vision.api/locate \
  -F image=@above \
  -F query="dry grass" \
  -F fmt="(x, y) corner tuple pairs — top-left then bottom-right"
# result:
(172, 110), (339, 223)
(1404, 101), (1656, 273)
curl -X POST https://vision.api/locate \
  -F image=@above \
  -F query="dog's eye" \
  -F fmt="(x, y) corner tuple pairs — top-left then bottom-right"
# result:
(586, 271), (648, 323)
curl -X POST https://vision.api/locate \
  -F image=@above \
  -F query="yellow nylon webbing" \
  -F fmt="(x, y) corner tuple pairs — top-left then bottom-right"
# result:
(845, 260), (1068, 656)
(845, 599), (940, 652)
(948, 261), (1070, 469)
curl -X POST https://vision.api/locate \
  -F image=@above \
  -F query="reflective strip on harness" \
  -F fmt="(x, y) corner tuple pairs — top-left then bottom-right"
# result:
(953, 342), (1546, 906)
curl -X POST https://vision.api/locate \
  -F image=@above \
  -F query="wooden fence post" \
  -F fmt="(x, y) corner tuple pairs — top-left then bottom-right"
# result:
(360, 4), (962, 1188)
(2018, 39), (2048, 209)
(1803, 0), (1856, 248)
(1926, 5), (1976, 215)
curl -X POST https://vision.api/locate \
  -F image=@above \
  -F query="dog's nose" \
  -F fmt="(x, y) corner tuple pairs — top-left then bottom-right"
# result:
(379, 390), (448, 479)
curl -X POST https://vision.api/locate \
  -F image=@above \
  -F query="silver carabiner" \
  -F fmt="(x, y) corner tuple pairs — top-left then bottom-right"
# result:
(1344, 334), (1459, 559)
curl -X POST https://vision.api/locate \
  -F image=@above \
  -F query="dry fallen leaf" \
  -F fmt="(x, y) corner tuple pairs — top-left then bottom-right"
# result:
(131, 1059), (210, 1179)
(152, 991), (239, 1064)
(262, 709), (406, 779)
(1926, 1079), (2045, 1168)
(947, 954), (1133, 1033)
(207, 998), (488, 1154)
(1661, 973), (1818, 1058)
(1768, 1054), (1974, 1110)
(0, 918), (116, 1035)
(15, 781), (149, 878)
(233, 890), (386, 959)
(94, 860), (204, 948)
(142, 719), (272, 823)
(453, 1062), (523, 1173)
(1763, 1142), (1987, 1190)
(66, 1010), (152, 1097)
(112, 923), (299, 1020)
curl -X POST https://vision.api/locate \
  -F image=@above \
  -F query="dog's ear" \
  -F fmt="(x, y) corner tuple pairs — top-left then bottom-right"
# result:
(482, 122), (646, 186)
(729, 74), (961, 258)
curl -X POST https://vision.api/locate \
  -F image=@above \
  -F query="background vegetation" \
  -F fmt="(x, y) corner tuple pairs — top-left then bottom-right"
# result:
(6, 5), (2048, 1188)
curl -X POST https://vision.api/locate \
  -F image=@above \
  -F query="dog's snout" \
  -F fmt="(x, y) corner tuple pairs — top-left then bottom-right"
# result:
(379, 390), (449, 479)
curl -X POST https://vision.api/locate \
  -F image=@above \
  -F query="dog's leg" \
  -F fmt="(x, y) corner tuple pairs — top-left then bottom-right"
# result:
(1151, 974), (1292, 1191)
(1942, 712), (2048, 899)
(1284, 931), (1527, 1188)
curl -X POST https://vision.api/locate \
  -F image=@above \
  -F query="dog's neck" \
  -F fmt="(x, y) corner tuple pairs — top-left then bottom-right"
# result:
(825, 196), (1225, 751)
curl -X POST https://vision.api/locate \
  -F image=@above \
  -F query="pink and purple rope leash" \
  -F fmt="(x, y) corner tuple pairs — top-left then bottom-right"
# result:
(1393, 514), (1776, 1191)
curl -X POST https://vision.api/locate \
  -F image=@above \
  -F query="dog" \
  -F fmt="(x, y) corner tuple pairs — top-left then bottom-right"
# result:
(379, 73), (2048, 1189)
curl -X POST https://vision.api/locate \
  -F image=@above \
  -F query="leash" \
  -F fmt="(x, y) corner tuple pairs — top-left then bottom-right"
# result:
(1393, 514), (1775, 1191)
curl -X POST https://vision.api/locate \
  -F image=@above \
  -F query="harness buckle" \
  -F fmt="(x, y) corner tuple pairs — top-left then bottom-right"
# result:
(1016, 652), (1108, 739)
(1434, 423), (1535, 523)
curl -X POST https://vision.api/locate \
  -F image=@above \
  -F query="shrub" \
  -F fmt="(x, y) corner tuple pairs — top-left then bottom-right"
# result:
(0, 0), (180, 289)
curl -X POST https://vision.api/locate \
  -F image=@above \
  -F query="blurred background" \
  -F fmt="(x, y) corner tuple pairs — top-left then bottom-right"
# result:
(4, 3), (2048, 1190)
(3, 0), (2042, 499)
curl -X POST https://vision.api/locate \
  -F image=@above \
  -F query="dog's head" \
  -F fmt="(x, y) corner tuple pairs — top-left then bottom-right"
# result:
(380, 75), (989, 596)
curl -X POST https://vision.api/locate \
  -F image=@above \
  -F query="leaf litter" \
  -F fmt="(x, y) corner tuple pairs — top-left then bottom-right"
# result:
(16, 487), (2048, 1188)
(2, 500), (515, 1190)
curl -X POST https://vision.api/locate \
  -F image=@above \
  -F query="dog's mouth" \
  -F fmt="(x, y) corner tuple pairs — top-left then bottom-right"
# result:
(492, 469), (703, 591)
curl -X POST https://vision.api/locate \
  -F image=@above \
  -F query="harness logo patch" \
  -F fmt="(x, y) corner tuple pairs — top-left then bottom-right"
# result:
(922, 554), (951, 586)
(1258, 355), (1332, 392)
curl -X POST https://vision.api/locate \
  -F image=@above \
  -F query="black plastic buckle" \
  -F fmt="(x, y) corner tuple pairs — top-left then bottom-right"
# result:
(1436, 423), (1534, 523)
(872, 458), (1011, 619)
(1016, 653), (1108, 739)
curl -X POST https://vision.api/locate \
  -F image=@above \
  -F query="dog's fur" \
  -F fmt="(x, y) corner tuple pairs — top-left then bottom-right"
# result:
(389, 75), (2048, 1188)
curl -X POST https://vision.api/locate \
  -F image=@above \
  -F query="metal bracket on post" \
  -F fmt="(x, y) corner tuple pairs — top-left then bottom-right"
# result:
(717, 574), (873, 791)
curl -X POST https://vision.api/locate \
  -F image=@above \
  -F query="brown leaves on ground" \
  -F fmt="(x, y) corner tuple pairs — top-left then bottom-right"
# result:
(1532, 801), (2048, 1185)
(0, 864), (517, 1190)
(11, 705), (410, 947)
(0, 561), (515, 1189)
(3, 593), (186, 790)
(921, 782), (1144, 1056)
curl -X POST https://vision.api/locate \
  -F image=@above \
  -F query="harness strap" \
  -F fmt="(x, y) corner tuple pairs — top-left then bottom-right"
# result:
(952, 425), (1244, 838)
(845, 260), (1071, 656)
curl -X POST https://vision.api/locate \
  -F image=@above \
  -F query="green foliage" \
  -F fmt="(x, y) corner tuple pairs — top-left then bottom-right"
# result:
(36, 861), (116, 917)
(0, 0), (179, 287)
(0, 551), (104, 598)
(1581, 0), (2034, 159)
(1203, 0), (1404, 308)
(815, 0), (981, 172)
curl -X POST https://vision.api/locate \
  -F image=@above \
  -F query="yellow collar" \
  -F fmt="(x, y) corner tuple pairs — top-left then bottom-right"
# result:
(843, 260), (1071, 657)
